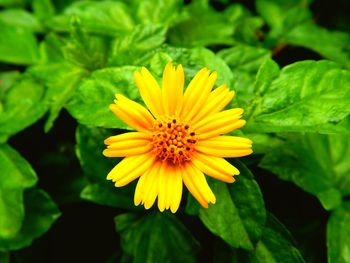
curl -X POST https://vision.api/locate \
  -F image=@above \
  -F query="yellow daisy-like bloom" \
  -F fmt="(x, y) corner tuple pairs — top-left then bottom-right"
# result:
(103, 63), (252, 213)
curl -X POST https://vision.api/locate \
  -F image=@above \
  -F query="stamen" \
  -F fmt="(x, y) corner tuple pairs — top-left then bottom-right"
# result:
(150, 117), (197, 164)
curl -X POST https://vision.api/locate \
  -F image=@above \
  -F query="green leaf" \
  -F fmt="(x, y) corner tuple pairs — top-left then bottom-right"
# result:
(245, 58), (279, 118)
(45, 65), (87, 131)
(256, 0), (311, 30)
(67, 66), (140, 129)
(199, 161), (266, 250)
(224, 4), (263, 45)
(247, 60), (350, 133)
(328, 133), (350, 196)
(150, 46), (234, 87)
(218, 45), (271, 74)
(245, 133), (283, 155)
(0, 9), (43, 32)
(31, 0), (56, 22)
(217, 45), (271, 110)
(0, 188), (61, 251)
(108, 24), (167, 67)
(63, 19), (110, 70)
(256, 0), (312, 47)
(47, 1), (134, 36)
(185, 193), (201, 216)
(0, 22), (39, 65)
(37, 33), (65, 64)
(115, 213), (199, 263)
(29, 62), (88, 131)
(76, 125), (138, 209)
(248, 213), (305, 263)
(256, 0), (350, 68)
(0, 71), (21, 102)
(80, 182), (139, 210)
(260, 133), (347, 210)
(75, 125), (116, 182)
(134, 0), (185, 26)
(168, 0), (235, 47)
(285, 23), (350, 69)
(327, 202), (350, 263)
(0, 75), (48, 139)
(0, 144), (37, 240)
(0, 0), (27, 7)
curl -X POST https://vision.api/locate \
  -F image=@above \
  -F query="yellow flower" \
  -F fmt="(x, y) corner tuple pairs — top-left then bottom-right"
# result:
(103, 63), (252, 213)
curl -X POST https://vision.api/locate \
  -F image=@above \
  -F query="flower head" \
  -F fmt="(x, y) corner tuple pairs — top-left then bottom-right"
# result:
(103, 63), (252, 213)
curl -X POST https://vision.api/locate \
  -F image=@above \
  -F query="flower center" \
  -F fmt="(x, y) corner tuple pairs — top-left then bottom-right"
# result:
(150, 117), (197, 164)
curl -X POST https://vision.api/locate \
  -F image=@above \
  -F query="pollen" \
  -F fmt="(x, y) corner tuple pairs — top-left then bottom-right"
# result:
(150, 117), (197, 164)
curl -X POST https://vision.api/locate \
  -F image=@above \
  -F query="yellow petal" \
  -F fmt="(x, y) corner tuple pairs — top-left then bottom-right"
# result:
(134, 67), (163, 118)
(180, 162), (216, 208)
(193, 108), (246, 140)
(104, 132), (150, 145)
(157, 162), (183, 212)
(191, 84), (234, 125)
(103, 132), (152, 157)
(106, 153), (155, 187)
(180, 68), (210, 121)
(157, 161), (167, 212)
(134, 160), (161, 208)
(103, 144), (152, 157)
(195, 136), (253, 157)
(170, 167), (183, 213)
(110, 95), (154, 132)
(181, 71), (217, 122)
(192, 152), (239, 183)
(162, 63), (184, 116)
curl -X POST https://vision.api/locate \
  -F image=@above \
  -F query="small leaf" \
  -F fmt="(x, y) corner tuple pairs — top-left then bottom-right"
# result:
(0, 22), (39, 65)
(115, 213), (199, 263)
(0, 188), (61, 251)
(67, 66), (140, 129)
(199, 161), (266, 250)
(0, 144), (37, 240)
(327, 202), (350, 263)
